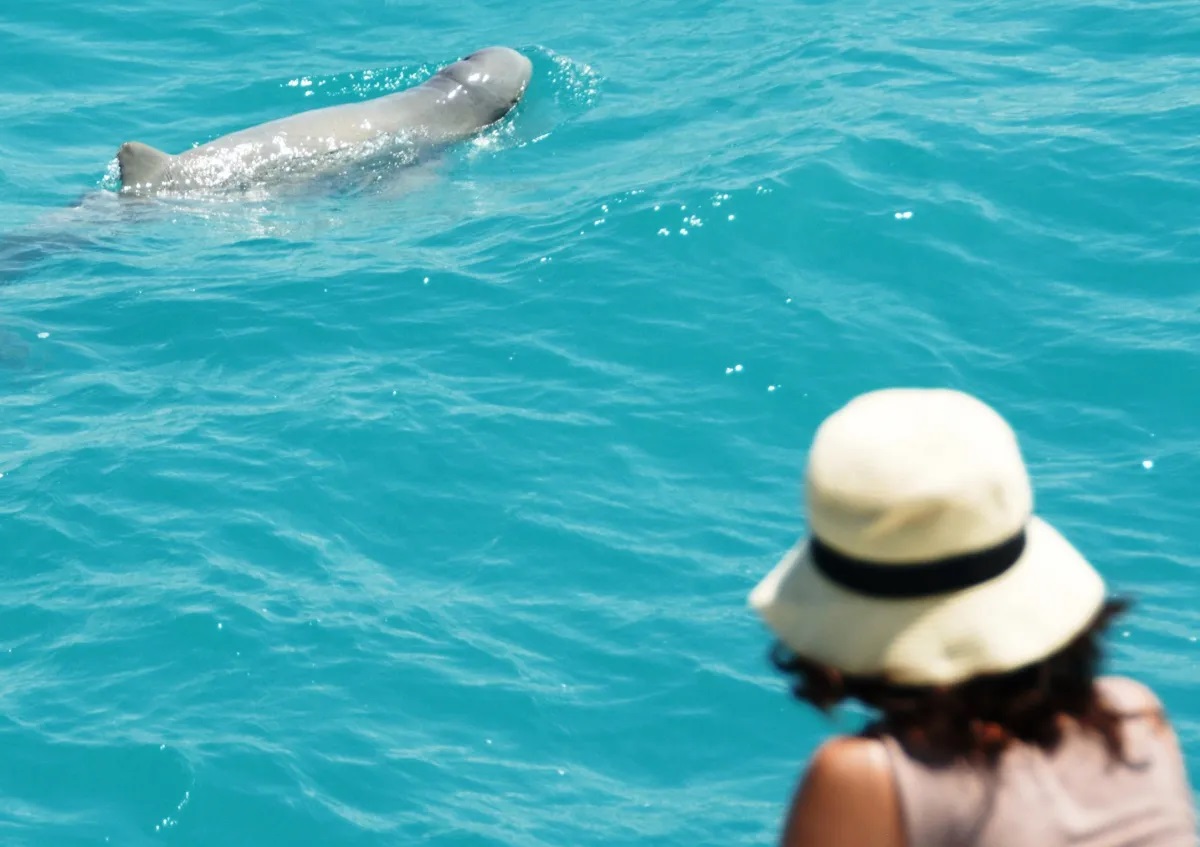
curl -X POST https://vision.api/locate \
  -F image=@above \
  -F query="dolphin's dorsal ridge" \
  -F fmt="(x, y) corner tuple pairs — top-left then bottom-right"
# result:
(111, 47), (531, 196)
(117, 141), (173, 189)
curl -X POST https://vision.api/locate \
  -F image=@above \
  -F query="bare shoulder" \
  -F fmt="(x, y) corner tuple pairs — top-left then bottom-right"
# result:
(780, 736), (905, 847)
(808, 736), (892, 780)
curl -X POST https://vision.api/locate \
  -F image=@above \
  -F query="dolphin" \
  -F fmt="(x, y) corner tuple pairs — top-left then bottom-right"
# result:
(115, 46), (533, 197)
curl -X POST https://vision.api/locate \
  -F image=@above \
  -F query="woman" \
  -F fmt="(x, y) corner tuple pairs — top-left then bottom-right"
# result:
(749, 387), (1195, 846)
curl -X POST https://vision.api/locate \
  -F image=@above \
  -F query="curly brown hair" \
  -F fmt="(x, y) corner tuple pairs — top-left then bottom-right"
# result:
(769, 597), (1146, 766)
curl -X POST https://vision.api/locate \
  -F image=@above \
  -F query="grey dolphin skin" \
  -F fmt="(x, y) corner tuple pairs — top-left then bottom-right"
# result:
(116, 46), (533, 196)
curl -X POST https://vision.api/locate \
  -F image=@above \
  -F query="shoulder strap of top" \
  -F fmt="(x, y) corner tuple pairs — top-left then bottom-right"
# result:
(879, 733), (999, 847)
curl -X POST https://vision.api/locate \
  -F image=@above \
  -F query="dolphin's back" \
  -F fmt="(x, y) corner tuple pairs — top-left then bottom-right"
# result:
(188, 69), (509, 155)
(113, 47), (531, 195)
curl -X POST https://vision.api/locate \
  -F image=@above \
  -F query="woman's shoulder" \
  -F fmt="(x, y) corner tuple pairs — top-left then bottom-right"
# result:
(809, 735), (893, 775)
(1095, 674), (1167, 716)
(797, 735), (894, 803)
(780, 735), (905, 847)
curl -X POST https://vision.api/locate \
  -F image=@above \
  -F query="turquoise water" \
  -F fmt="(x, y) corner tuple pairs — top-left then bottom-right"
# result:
(1, 0), (1198, 843)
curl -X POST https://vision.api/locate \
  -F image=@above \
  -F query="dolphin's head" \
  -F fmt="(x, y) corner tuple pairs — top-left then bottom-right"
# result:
(441, 47), (533, 119)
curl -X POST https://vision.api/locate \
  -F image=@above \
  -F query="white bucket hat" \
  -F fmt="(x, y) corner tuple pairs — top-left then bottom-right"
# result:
(749, 387), (1107, 686)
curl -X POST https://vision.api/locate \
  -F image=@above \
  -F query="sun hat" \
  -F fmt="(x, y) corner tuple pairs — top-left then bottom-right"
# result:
(749, 387), (1107, 686)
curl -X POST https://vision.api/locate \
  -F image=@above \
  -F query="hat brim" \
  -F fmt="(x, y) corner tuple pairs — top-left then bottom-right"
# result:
(748, 516), (1107, 686)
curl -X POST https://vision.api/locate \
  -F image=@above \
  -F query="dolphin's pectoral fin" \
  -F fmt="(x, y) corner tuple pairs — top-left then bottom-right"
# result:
(116, 141), (173, 190)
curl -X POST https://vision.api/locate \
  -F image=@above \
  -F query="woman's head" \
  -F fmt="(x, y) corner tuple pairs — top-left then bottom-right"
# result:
(747, 388), (1122, 758)
(770, 597), (1132, 762)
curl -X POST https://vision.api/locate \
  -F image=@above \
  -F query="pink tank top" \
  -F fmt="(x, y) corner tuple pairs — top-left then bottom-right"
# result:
(880, 676), (1196, 846)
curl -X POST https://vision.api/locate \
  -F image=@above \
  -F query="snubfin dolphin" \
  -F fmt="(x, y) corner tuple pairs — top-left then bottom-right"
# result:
(116, 46), (533, 196)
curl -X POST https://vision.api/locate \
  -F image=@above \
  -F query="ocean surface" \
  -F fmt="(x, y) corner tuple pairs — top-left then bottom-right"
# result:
(1, 0), (1198, 844)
